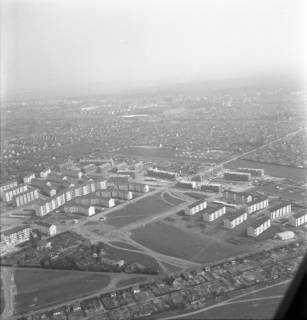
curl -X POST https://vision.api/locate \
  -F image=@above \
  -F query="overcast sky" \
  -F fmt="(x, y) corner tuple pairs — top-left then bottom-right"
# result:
(1, 0), (306, 96)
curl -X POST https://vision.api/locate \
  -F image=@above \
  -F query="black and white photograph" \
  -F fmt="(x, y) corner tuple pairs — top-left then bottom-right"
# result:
(0, 0), (307, 319)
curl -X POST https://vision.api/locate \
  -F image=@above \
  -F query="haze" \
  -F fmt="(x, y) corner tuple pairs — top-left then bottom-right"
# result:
(1, 0), (306, 97)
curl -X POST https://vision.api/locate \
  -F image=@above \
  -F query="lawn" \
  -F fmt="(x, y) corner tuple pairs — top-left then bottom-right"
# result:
(106, 192), (183, 228)
(131, 222), (255, 264)
(15, 269), (110, 314)
(108, 241), (141, 251)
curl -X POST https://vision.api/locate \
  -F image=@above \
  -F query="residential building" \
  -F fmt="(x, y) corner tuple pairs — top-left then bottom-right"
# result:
(23, 173), (36, 184)
(202, 203), (226, 222)
(185, 199), (207, 215)
(146, 168), (178, 180)
(275, 231), (295, 241)
(1, 225), (31, 245)
(246, 196), (269, 214)
(267, 202), (292, 220)
(108, 174), (131, 184)
(0, 184), (28, 202)
(112, 182), (149, 193)
(247, 217), (271, 237)
(64, 204), (95, 216)
(61, 168), (83, 180)
(177, 180), (197, 189)
(75, 195), (115, 208)
(40, 168), (51, 179)
(289, 211), (307, 227)
(33, 221), (57, 236)
(224, 171), (251, 181)
(82, 164), (97, 174)
(223, 209), (247, 229)
(201, 184), (222, 193)
(236, 168), (264, 178)
(12, 188), (39, 207)
(46, 173), (67, 184)
(224, 189), (253, 204)
(0, 180), (18, 193)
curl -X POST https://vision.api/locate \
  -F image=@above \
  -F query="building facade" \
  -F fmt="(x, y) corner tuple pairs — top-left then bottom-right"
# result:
(0, 184), (28, 202)
(202, 204), (226, 222)
(12, 189), (39, 207)
(223, 209), (247, 229)
(1, 225), (31, 245)
(246, 196), (269, 214)
(33, 221), (57, 236)
(247, 218), (271, 237)
(289, 211), (307, 227)
(185, 199), (207, 215)
(267, 202), (291, 220)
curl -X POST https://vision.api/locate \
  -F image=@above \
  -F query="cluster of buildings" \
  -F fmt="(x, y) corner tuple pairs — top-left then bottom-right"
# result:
(146, 168), (178, 180)
(17, 241), (307, 320)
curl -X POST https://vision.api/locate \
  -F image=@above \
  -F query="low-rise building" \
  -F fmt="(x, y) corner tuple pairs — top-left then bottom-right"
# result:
(64, 204), (95, 216)
(23, 173), (36, 184)
(33, 221), (57, 236)
(224, 189), (253, 204)
(61, 168), (83, 180)
(46, 172), (67, 184)
(223, 209), (247, 229)
(246, 196), (269, 214)
(0, 184), (28, 202)
(267, 202), (292, 220)
(75, 195), (115, 208)
(201, 183), (222, 193)
(177, 180), (197, 189)
(146, 168), (178, 180)
(12, 188), (39, 207)
(236, 168), (264, 178)
(202, 203), (226, 222)
(1, 225), (31, 245)
(113, 182), (149, 193)
(288, 211), (307, 227)
(185, 199), (207, 215)
(108, 174), (131, 184)
(275, 231), (295, 241)
(247, 217), (271, 237)
(224, 171), (251, 182)
(40, 168), (51, 179)
(0, 180), (18, 193)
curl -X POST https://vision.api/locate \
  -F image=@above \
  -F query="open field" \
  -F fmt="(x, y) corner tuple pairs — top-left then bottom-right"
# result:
(108, 241), (141, 251)
(185, 297), (282, 319)
(131, 222), (253, 263)
(104, 244), (162, 273)
(115, 276), (148, 289)
(105, 191), (184, 228)
(15, 269), (110, 314)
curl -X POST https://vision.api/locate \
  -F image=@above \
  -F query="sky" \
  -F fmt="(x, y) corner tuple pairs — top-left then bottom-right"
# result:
(1, 0), (306, 97)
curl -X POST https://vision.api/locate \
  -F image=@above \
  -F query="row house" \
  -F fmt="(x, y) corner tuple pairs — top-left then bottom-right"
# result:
(185, 199), (207, 215)
(202, 203), (226, 222)
(267, 202), (292, 220)
(12, 188), (39, 207)
(1, 225), (31, 245)
(0, 180), (18, 193)
(247, 217), (271, 237)
(33, 221), (57, 236)
(223, 209), (247, 229)
(289, 211), (307, 227)
(0, 184), (28, 202)
(246, 196), (269, 214)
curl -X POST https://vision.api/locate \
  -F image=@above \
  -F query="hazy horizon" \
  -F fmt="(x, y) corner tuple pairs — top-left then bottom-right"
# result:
(1, 0), (307, 98)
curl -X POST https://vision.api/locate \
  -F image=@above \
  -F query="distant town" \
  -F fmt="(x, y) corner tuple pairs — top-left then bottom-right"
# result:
(1, 84), (307, 320)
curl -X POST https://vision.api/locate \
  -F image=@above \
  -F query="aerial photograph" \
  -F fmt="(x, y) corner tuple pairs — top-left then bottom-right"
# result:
(0, 0), (306, 319)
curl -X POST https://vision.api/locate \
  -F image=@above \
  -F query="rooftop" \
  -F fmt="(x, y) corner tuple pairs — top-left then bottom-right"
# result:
(249, 217), (271, 229)
(224, 208), (246, 221)
(2, 225), (31, 236)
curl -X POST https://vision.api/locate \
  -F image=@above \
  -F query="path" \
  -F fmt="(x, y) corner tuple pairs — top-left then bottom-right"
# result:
(1, 266), (16, 319)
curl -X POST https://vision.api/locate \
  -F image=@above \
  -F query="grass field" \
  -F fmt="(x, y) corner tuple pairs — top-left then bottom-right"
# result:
(131, 222), (255, 263)
(106, 192), (184, 228)
(186, 297), (282, 319)
(15, 269), (110, 314)
(104, 244), (162, 272)
(0, 278), (4, 315)
(108, 241), (141, 251)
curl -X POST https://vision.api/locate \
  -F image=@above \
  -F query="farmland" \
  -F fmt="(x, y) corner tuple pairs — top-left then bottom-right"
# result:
(15, 269), (110, 313)
(185, 297), (282, 319)
(105, 191), (184, 228)
(131, 221), (253, 263)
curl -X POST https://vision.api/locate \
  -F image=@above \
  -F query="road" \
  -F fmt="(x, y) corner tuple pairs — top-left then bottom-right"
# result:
(161, 279), (290, 320)
(1, 266), (16, 319)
